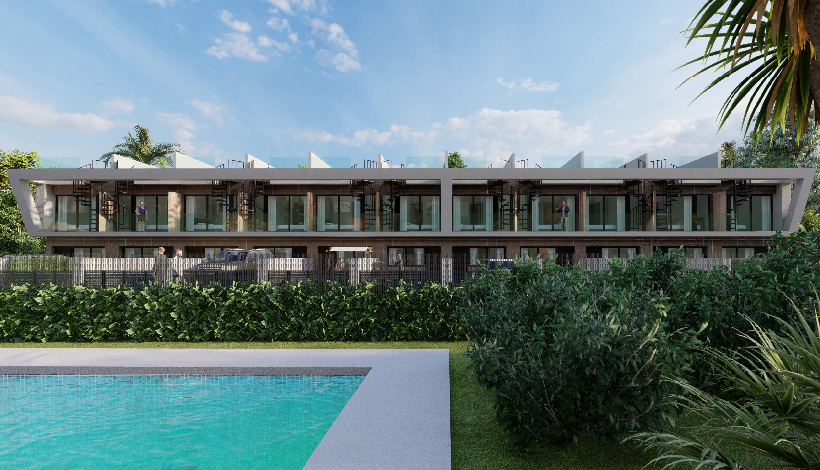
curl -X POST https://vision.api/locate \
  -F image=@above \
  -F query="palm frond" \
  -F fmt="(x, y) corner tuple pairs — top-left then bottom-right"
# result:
(683, 0), (816, 143)
(99, 125), (184, 166)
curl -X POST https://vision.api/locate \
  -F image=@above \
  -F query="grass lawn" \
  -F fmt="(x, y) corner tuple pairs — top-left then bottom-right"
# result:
(1, 341), (660, 470)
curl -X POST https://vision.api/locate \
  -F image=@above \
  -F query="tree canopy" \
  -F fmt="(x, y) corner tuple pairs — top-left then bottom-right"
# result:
(0, 149), (40, 192)
(0, 149), (44, 254)
(446, 151), (467, 168)
(101, 125), (183, 168)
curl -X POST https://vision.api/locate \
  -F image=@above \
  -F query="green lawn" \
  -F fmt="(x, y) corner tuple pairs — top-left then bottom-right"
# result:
(1, 341), (660, 470)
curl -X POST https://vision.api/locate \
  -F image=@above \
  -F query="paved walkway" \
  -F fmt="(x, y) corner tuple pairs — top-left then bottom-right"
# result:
(0, 348), (451, 470)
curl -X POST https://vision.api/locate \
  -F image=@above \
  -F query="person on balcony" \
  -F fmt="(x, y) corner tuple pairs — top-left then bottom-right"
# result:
(556, 200), (570, 231)
(135, 201), (147, 232)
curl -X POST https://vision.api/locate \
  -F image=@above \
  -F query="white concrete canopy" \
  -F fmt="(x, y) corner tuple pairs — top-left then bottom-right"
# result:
(110, 154), (155, 169)
(173, 152), (213, 169)
(309, 152), (331, 169)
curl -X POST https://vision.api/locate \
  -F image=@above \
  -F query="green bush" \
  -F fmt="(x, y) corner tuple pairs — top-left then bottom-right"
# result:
(631, 310), (820, 469)
(459, 261), (702, 447)
(0, 281), (462, 343)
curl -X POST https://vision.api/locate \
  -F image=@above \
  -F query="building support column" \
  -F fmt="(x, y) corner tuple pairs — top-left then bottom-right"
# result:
(713, 191), (727, 231)
(168, 192), (182, 232)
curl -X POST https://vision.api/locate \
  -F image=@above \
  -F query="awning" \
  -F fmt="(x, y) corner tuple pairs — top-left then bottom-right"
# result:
(329, 247), (371, 252)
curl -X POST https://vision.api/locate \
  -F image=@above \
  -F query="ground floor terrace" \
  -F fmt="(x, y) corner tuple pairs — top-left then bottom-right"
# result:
(45, 234), (775, 260)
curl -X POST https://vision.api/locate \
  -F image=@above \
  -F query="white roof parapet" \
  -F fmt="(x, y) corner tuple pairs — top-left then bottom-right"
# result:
(679, 151), (720, 169)
(560, 151), (584, 168)
(245, 154), (273, 169)
(110, 154), (154, 169)
(502, 153), (515, 168)
(308, 151), (331, 169)
(377, 154), (389, 169)
(173, 151), (213, 168)
(622, 153), (648, 169)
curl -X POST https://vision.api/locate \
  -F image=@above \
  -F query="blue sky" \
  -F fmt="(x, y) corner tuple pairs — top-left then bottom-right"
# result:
(0, 0), (745, 168)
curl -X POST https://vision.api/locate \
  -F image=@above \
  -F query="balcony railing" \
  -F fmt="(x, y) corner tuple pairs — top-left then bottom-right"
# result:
(39, 211), (785, 233)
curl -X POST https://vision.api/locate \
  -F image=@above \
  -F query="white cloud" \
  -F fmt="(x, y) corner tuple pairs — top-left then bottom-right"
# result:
(268, 16), (300, 43)
(190, 100), (222, 125)
(292, 108), (589, 162)
(441, 108), (591, 163)
(267, 17), (290, 31)
(496, 77), (559, 92)
(292, 128), (335, 143)
(310, 19), (361, 73)
(496, 77), (516, 89)
(257, 35), (290, 51)
(603, 129), (615, 134)
(293, 123), (437, 147)
(0, 95), (116, 132)
(146, 0), (178, 6)
(157, 112), (197, 153)
(267, 0), (319, 15)
(99, 97), (134, 117)
(207, 32), (269, 61)
(605, 113), (733, 159)
(219, 10), (251, 33)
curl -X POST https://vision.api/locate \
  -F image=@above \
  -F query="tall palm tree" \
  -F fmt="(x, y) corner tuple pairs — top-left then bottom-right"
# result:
(101, 125), (183, 168)
(684, 1), (820, 143)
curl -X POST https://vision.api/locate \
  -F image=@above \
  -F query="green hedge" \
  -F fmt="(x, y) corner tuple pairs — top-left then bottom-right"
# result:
(0, 281), (462, 342)
(457, 231), (820, 447)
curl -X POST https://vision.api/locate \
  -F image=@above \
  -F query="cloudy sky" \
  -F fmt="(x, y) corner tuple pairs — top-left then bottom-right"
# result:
(0, 0), (746, 168)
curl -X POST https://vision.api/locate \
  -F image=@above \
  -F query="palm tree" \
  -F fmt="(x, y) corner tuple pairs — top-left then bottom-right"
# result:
(101, 125), (183, 168)
(684, 1), (820, 143)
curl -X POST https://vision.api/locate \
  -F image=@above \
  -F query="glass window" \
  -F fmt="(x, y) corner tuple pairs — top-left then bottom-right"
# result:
(468, 247), (506, 265)
(520, 247), (555, 259)
(56, 195), (97, 232)
(452, 196), (495, 231)
(382, 196), (440, 232)
(587, 196), (637, 231)
(268, 196), (307, 231)
(72, 247), (105, 258)
(185, 196), (230, 231)
(317, 195), (362, 231)
(728, 195), (772, 231)
(656, 246), (705, 258)
(520, 195), (576, 231)
(123, 196), (169, 232)
(586, 247), (638, 258)
(388, 247), (428, 266)
(722, 247), (767, 258)
(123, 247), (158, 258)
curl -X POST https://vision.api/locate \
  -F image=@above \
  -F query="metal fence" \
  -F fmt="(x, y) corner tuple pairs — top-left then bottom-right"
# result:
(0, 253), (742, 289)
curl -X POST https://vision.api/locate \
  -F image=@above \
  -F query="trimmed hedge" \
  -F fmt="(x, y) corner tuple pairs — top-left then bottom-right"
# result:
(0, 281), (462, 342)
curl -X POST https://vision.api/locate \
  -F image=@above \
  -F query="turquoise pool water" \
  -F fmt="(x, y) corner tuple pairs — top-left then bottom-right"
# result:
(0, 374), (364, 470)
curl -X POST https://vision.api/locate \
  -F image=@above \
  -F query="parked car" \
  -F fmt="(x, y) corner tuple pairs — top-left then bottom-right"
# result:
(183, 249), (273, 284)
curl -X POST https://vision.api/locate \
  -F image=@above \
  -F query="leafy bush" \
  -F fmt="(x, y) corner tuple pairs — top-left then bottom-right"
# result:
(458, 235), (820, 448)
(0, 281), (462, 343)
(459, 261), (703, 446)
(631, 310), (820, 470)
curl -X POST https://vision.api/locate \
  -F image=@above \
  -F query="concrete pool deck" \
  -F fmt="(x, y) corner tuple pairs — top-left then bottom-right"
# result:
(0, 348), (451, 470)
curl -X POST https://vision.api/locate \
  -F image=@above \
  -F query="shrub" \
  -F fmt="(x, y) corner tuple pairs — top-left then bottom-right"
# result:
(631, 309), (820, 469)
(0, 280), (462, 343)
(459, 261), (702, 446)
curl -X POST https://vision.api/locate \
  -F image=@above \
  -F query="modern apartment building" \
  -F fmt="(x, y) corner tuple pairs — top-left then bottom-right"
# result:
(8, 151), (815, 262)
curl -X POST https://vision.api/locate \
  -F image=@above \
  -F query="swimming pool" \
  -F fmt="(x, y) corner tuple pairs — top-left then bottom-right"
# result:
(0, 373), (365, 470)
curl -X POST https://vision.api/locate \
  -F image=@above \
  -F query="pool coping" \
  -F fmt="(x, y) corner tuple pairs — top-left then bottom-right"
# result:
(0, 366), (372, 376)
(0, 348), (451, 470)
